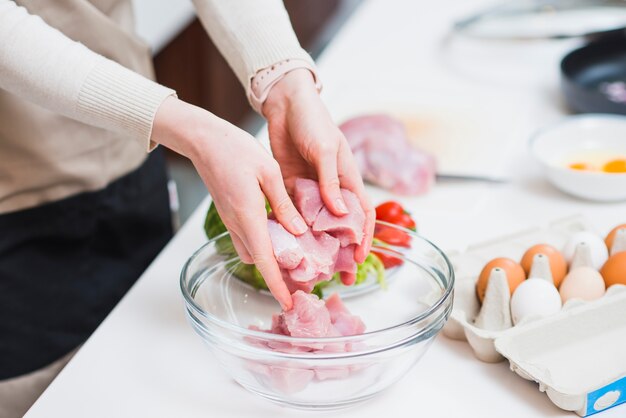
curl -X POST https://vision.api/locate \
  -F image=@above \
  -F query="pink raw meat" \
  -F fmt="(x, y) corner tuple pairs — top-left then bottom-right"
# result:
(288, 230), (339, 282)
(250, 292), (365, 344)
(312, 189), (365, 246)
(246, 292), (367, 390)
(325, 293), (366, 336)
(267, 219), (304, 269)
(268, 179), (365, 293)
(282, 291), (333, 338)
(281, 230), (340, 293)
(249, 362), (315, 395)
(340, 114), (436, 195)
(270, 313), (289, 336)
(281, 270), (316, 294)
(267, 178), (365, 293)
(334, 245), (357, 274)
(294, 178), (325, 226)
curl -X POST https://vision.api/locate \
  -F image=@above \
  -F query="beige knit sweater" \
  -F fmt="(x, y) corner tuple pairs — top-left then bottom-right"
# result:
(0, 0), (313, 213)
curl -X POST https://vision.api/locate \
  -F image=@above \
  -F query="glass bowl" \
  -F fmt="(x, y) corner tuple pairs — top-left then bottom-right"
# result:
(180, 221), (454, 410)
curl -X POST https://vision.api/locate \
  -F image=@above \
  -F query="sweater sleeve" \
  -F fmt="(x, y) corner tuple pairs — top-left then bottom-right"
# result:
(191, 0), (315, 89)
(0, 0), (176, 151)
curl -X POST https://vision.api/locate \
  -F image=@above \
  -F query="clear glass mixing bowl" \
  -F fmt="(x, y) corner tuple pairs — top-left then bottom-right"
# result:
(180, 221), (454, 410)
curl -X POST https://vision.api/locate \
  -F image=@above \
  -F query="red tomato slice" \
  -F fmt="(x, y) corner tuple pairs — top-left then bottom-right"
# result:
(371, 250), (404, 269)
(374, 227), (411, 248)
(393, 212), (416, 231)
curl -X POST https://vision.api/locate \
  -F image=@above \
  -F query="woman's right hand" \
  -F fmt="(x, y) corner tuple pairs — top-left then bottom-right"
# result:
(151, 97), (307, 310)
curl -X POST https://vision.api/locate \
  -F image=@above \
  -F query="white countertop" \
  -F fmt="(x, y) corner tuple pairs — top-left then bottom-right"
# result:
(25, 0), (626, 417)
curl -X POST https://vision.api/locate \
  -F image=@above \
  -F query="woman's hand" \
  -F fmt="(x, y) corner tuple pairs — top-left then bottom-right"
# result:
(262, 69), (375, 281)
(152, 97), (307, 310)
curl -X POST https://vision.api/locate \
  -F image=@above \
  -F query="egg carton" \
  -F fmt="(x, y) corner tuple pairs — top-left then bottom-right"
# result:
(442, 215), (626, 416)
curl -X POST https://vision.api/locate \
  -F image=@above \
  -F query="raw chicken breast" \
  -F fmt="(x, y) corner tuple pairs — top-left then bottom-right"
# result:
(267, 178), (366, 293)
(312, 189), (365, 246)
(282, 291), (333, 338)
(267, 219), (304, 269)
(325, 293), (366, 336)
(253, 291), (365, 344)
(268, 179), (365, 293)
(288, 230), (339, 283)
(248, 361), (315, 394)
(334, 245), (357, 274)
(246, 292), (367, 391)
(340, 114), (436, 195)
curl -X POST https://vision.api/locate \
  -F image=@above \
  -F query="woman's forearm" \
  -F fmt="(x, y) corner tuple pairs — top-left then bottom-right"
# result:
(191, 0), (314, 94)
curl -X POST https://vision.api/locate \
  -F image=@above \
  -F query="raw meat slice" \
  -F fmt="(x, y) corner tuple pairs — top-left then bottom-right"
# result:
(340, 114), (408, 151)
(267, 179), (365, 293)
(340, 114), (436, 195)
(282, 291), (332, 338)
(250, 362), (315, 394)
(255, 292), (365, 344)
(288, 230), (339, 281)
(270, 313), (289, 336)
(334, 245), (357, 274)
(324, 292), (348, 320)
(246, 292), (367, 391)
(267, 219), (304, 269)
(282, 274), (319, 294)
(294, 178), (325, 226)
(267, 178), (365, 293)
(267, 222), (341, 293)
(331, 312), (366, 337)
(325, 293), (366, 336)
(282, 230), (339, 293)
(312, 189), (365, 246)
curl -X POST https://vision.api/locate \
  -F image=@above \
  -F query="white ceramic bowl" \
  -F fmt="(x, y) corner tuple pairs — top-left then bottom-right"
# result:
(530, 114), (626, 201)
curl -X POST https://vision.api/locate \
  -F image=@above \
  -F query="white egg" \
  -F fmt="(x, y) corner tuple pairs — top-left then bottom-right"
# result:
(510, 278), (562, 325)
(562, 231), (609, 270)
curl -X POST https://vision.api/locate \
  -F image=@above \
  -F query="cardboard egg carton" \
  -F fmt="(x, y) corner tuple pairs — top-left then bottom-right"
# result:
(442, 215), (626, 416)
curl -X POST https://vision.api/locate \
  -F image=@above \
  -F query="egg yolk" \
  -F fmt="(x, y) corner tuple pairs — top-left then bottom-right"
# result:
(603, 159), (626, 173)
(569, 162), (593, 171)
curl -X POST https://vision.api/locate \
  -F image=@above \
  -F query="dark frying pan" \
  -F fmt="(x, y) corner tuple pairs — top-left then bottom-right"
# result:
(561, 34), (626, 114)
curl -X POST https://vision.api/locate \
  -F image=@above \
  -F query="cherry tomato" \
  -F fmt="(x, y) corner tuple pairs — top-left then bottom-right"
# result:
(375, 201), (416, 231)
(375, 201), (403, 222)
(374, 227), (411, 248)
(393, 212), (416, 231)
(372, 250), (404, 269)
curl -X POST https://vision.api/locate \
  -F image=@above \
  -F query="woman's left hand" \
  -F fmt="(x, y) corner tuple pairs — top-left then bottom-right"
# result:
(262, 69), (375, 282)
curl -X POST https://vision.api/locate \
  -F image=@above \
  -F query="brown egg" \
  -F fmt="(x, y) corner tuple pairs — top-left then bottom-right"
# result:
(605, 224), (626, 250)
(520, 244), (567, 288)
(476, 257), (526, 303)
(600, 252), (626, 288)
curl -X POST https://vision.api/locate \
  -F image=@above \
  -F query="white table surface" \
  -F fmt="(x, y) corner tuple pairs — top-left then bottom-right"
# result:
(25, 0), (626, 417)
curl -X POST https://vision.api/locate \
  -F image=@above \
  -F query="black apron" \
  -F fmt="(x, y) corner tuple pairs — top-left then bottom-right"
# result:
(0, 149), (173, 379)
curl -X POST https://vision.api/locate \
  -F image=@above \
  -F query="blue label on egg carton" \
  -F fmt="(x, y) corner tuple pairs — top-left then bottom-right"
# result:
(586, 375), (626, 416)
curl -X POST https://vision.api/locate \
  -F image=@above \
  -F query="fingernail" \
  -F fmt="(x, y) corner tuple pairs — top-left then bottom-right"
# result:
(336, 198), (348, 214)
(291, 216), (307, 234)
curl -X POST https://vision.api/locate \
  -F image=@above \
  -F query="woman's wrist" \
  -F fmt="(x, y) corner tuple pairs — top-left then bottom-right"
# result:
(151, 96), (217, 160)
(262, 68), (318, 120)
